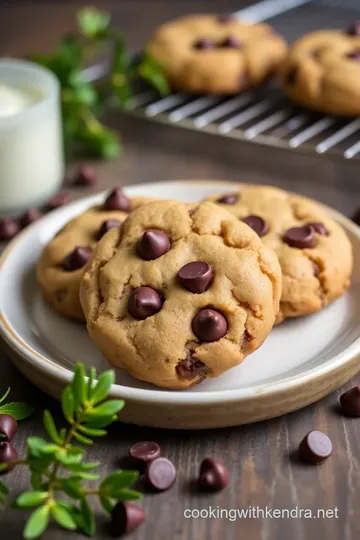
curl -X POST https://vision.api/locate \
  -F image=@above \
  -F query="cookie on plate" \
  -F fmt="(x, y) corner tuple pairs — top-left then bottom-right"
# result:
(36, 188), (150, 321)
(206, 185), (353, 324)
(279, 24), (360, 116)
(146, 14), (287, 94)
(80, 200), (282, 389)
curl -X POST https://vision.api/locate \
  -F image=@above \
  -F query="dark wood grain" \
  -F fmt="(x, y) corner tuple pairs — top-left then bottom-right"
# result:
(1, 2), (360, 539)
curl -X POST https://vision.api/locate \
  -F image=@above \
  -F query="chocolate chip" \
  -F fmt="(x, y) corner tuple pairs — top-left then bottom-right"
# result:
(129, 441), (160, 468)
(178, 262), (212, 293)
(307, 222), (328, 236)
(283, 225), (315, 249)
(243, 329), (252, 347)
(144, 457), (176, 492)
(199, 457), (230, 492)
(340, 386), (360, 416)
(96, 219), (121, 240)
(242, 215), (268, 237)
(110, 502), (145, 536)
(21, 208), (42, 228)
(346, 21), (360, 36)
(218, 14), (234, 24)
(0, 218), (20, 241)
(136, 229), (170, 260)
(47, 192), (71, 210)
(219, 36), (242, 48)
(216, 193), (239, 205)
(176, 351), (208, 380)
(63, 246), (92, 271)
(346, 49), (360, 61)
(0, 442), (18, 474)
(128, 287), (163, 320)
(286, 66), (298, 84)
(74, 165), (97, 186)
(193, 38), (216, 50)
(192, 308), (228, 342)
(298, 431), (332, 464)
(312, 261), (320, 277)
(352, 207), (360, 225)
(104, 188), (131, 212)
(0, 415), (17, 442)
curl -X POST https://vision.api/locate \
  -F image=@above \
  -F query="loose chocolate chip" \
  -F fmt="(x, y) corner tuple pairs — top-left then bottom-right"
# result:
(307, 222), (328, 236)
(96, 219), (121, 240)
(74, 165), (97, 186)
(219, 36), (242, 48)
(0, 218), (20, 241)
(21, 208), (42, 228)
(346, 21), (360, 36)
(0, 415), (17, 442)
(63, 246), (92, 271)
(192, 308), (228, 342)
(176, 351), (208, 380)
(242, 215), (268, 237)
(47, 192), (71, 210)
(136, 229), (170, 260)
(178, 262), (212, 293)
(110, 502), (145, 536)
(129, 441), (160, 467)
(346, 49), (360, 61)
(0, 442), (18, 474)
(144, 457), (176, 492)
(216, 193), (239, 205)
(218, 13), (234, 24)
(128, 287), (163, 320)
(340, 386), (360, 416)
(298, 431), (332, 464)
(286, 66), (298, 84)
(199, 457), (230, 492)
(352, 207), (360, 225)
(283, 225), (315, 249)
(104, 187), (131, 212)
(311, 261), (320, 277)
(193, 38), (216, 50)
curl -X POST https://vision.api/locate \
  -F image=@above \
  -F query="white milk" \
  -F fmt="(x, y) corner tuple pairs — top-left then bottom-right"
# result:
(0, 59), (64, 216)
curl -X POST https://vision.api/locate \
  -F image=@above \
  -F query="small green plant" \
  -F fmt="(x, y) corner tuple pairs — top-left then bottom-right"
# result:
(30, 6), (169, 159)
(0, 364), (141, 539)
(0, 387), (33, 421)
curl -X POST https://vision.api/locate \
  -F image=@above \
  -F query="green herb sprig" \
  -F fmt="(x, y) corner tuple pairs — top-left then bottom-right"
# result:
(0, 387), (33, 422)
(0, 364), (141, 539)
(30, 6), (169, 159)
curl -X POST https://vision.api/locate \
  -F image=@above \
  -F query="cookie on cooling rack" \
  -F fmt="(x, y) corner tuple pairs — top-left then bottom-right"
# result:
(206, 185), (353, 324)
(36, 189), (150, 321)
(146, 14), (287, 94)
(279, 23), (360, 116)
(80, 200), (282, 389)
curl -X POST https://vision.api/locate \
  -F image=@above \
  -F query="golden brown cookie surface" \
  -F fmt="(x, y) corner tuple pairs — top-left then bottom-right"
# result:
(80, 200), (282, 389)
(147, 14), (287, 94)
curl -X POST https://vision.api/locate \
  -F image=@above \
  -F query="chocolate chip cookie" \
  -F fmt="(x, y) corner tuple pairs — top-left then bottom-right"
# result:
(36, 188), (149, 321)
(146, 14), (287, 94)
(207, 185), (353, 324)
(80, 200), (282, 389)
(279, 24), (360, 116)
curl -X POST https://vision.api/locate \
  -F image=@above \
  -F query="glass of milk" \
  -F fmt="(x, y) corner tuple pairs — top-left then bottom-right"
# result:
(0, 59), (64, 217)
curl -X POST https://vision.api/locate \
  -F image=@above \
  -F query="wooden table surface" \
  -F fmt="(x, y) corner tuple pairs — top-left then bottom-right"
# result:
(1, 2), (360, 539)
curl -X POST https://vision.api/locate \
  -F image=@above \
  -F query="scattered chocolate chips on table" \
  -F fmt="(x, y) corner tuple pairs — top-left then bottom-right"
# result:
(128, 287), (163, 320)
(340, 386), (360, 416)
(178, 261), (212, 293)
(136, 229), (170, 260)
(129, 441), (161, 468)
(74, 164), (97, 186)
(298, 430), (332, 464)
(0, 441), (18, 473)
(242, 215), (268, 237)
(47, 192), (71, 210)
(199, 457), (230, 492)
(104, 187), (131, 212)
(144, 457), (177, 492)
(0, 415), (17, 442)
(63, 246), (92, 271)
(0, 217), (20, 241)
(192, 308), (228, 342)
(21, 208), (42, 228)
(110, 502), (145, 537)
(96, 219), (121, 240)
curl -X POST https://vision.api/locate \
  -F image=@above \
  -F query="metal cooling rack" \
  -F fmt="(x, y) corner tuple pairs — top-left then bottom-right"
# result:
(123, 0), (360, 162)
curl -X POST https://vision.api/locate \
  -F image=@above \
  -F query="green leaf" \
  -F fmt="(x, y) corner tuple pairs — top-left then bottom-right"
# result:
(72, 431), (93, 446)
(52, 503), (77, 531)
(0, 480), (8, 506)
(77, 425), (106, 437)
(72, 363), (86, 411)
(16, 491), (48, 508)
(43, 411), (62, 444)
(24, 505), (50, 539)
(55, 446), (84, 466)
(27, 437), (58, 458)
(61, 386), (74, 423)
(0, 463), (8, 472)
(113, 488), (142, 502)
(59, 428), (67, 442)
(100, 470), (139, 497)
(28, 454), (53, 473)
(87, 400), (124, 419)
(89, 370), (114, 405)
(84, 415), (117, 429)
(30, 473), (43, 491)
(99, 494), (113, 514)
(78, 6), (111, 39)
(61, 478), (83, 499)
(65, 461), (100, 472)
(87, 367), (97, 399)
(0, 387), (10, 404)
(79, 497), (96, 536)
(138, 52), (169, 96)
(72, 472), (100, 481)
(0, 402), (34, 420)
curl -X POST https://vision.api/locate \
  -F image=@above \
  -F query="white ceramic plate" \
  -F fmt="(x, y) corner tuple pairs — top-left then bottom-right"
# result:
(1, 181), (360, 429)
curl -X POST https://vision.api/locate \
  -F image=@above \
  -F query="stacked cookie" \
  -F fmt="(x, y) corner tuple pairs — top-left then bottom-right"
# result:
(37, 185), (353, 389)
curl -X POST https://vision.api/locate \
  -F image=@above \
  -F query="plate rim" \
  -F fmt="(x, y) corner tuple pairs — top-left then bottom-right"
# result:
(1, 179), (360, 406)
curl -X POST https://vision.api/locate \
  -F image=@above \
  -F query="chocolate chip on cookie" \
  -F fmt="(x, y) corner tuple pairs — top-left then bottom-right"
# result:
(307, 222), (328, 236)
(136, 229), (170, 260)
(242, 215), (268, 237)
(346, 49), (360, 61)
(128, 287), (163, 320)
(192, 308), (228, 342)
(178, 262), (212, 293)
(217, 193), (239, 205)
(283, 225), (315, 249)
(176, 351), (208, 380)
(63, 246), (92, 271)
(104, 188), (131, 212)
(193, 38), (215, 50)
(96, 219), (121, 240)
(346, 21), (360, 36)
(220, 36), (242, 48)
